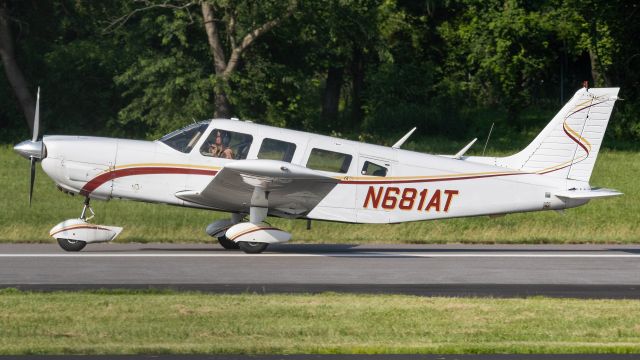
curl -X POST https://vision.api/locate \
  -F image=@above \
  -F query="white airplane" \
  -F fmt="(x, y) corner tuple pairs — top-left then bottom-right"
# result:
(14, 85), (622, 253)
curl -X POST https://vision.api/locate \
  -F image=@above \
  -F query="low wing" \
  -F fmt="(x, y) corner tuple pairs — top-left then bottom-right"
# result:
(175, 159), (340, 217)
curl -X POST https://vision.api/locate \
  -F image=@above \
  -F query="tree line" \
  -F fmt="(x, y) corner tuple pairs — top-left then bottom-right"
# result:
(1, 0), (639, 147)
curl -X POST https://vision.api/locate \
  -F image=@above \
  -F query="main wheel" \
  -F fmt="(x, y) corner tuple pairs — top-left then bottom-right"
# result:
(238, 241), (269, 254)
(57, 238), (87, 252)
(217, 236), (240, 250)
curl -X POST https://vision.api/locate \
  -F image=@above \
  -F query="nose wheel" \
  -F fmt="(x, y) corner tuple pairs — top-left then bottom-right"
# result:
(57, 238), (87, 252)
(56, 198), (93, 252)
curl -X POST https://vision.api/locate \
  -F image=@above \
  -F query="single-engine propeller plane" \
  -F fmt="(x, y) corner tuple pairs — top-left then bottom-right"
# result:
(14, 85), (622, 253)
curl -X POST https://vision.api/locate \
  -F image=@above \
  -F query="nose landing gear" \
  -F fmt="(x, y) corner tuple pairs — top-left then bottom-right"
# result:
(49, 197), (123, 252)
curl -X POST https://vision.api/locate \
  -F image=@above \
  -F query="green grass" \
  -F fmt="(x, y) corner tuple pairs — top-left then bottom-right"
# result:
(0, 144), (638, 244)
(0, 290), (639, 355)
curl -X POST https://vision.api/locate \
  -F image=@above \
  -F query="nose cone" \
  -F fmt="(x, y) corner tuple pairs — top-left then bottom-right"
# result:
(14, 140), (44, 160)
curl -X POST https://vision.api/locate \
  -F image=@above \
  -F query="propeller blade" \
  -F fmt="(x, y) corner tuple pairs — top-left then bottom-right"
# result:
(29, 157), (36, 206)
(32, 87), (40, 142)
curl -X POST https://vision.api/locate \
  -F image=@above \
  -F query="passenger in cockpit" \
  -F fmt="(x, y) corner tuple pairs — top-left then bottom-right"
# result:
(220, 134), (234, 159)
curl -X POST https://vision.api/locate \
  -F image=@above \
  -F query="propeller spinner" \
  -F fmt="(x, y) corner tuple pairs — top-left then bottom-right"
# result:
(13, 87), (44, 206)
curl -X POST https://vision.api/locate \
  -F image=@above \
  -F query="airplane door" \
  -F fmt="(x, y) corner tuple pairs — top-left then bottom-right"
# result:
(303, 138), (357, 222)
(356, 155), (395, 223)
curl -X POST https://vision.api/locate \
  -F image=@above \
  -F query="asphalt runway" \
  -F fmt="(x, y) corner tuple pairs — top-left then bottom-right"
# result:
(1, 243), (639, 298)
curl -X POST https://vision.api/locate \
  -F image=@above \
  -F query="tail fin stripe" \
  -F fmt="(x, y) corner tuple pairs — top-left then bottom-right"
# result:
(567, 99), (598, 116)
(535, 100), (606, 175)
(537, 159), (574, 175)
(535, 119), (592, 175)
(562, 121), (591, 155)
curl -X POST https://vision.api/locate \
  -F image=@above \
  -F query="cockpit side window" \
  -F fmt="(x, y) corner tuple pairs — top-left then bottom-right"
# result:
(361, 161), (388, 177)
(200, 129), (253, 160)
(159, 122), (209, 153)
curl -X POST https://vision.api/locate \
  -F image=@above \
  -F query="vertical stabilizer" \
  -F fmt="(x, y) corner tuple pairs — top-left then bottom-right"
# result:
(491, 87), (620, 182)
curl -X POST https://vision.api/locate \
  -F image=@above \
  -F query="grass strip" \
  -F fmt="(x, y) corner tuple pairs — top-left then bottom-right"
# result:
(0, 289), (639, 354)
(1, 145), (638, 244)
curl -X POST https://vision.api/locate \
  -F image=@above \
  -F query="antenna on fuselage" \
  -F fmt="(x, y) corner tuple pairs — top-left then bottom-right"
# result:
(482, 122), (494, 156)
(454, 138), (477, 159)
(392, 127), (417, 149)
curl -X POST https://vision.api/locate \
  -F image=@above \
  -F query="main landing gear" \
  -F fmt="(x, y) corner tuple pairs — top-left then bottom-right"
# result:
(49, 197), (123, 252)
(205, 207), (291, 254)
(217, 235), (240, 250)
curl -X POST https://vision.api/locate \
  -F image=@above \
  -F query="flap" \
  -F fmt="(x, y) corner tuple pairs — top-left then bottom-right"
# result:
(175, 159), (340, 216)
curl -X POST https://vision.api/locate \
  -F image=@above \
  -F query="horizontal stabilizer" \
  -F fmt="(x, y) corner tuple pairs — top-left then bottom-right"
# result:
(554, 188), (622, 200)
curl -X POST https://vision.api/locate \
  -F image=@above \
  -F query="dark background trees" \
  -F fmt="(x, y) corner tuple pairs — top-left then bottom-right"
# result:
(1, 0), (638, 147)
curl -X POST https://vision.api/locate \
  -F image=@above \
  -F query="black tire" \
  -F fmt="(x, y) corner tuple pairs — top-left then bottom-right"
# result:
(217, 236), (240, 250)
(238, 241), (269, 254)
(57, 238), (87, 252)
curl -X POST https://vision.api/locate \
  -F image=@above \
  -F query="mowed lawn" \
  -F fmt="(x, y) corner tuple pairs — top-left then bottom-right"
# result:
(0, 290), (639, 355)
(0, 145), (638, 244)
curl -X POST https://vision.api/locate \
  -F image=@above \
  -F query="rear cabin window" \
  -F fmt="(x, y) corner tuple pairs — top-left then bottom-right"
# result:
(258, 138), (297, 162)
(306, 148), (352, 174)
(361, 161), (388, 177)
(200, 129), (253, 160)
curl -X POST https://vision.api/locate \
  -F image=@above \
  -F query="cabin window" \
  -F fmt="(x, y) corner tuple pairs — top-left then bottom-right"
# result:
(306, 148), (352, 173)
(159, 121), (209, 153)
(258, 138), (297, 162)
(361, 161), (388, 177)
(200, 129), (253, 160)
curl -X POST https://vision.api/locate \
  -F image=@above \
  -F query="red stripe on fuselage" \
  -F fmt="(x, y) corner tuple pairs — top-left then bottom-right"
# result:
(80, 167), (218, 196)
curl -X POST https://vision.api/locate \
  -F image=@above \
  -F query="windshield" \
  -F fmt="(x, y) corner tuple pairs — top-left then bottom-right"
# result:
(158, 121), (210, 153)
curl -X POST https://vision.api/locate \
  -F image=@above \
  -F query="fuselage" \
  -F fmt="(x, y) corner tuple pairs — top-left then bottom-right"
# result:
(40, 119), (584, 224)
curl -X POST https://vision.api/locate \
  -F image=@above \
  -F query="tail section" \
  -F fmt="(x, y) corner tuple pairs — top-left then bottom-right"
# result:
(492, 87), (620, 182)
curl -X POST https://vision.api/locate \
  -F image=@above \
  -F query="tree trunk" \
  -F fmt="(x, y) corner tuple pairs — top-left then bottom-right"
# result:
(202, 2), (232, 118)
(0, 1), (35, 133)
(588, 47), (610, 87)
(350, 46), (365, 129)
(214, 88), (232, 118)
(321, 66), (343, 125)
(202, 2), (295, 119)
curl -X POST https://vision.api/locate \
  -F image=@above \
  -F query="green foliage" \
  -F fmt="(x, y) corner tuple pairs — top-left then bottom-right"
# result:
(111, 4), (215, 138)
(1, 0), (640, 143)
(439, 0), (561, 125)
(115, 54), (214, 138)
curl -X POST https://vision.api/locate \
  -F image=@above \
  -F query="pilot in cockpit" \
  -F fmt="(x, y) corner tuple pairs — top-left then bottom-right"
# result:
(208, 131), (234, 159)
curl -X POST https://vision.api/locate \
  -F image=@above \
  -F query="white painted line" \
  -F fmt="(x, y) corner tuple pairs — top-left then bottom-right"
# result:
(0, 253), (638, 258)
